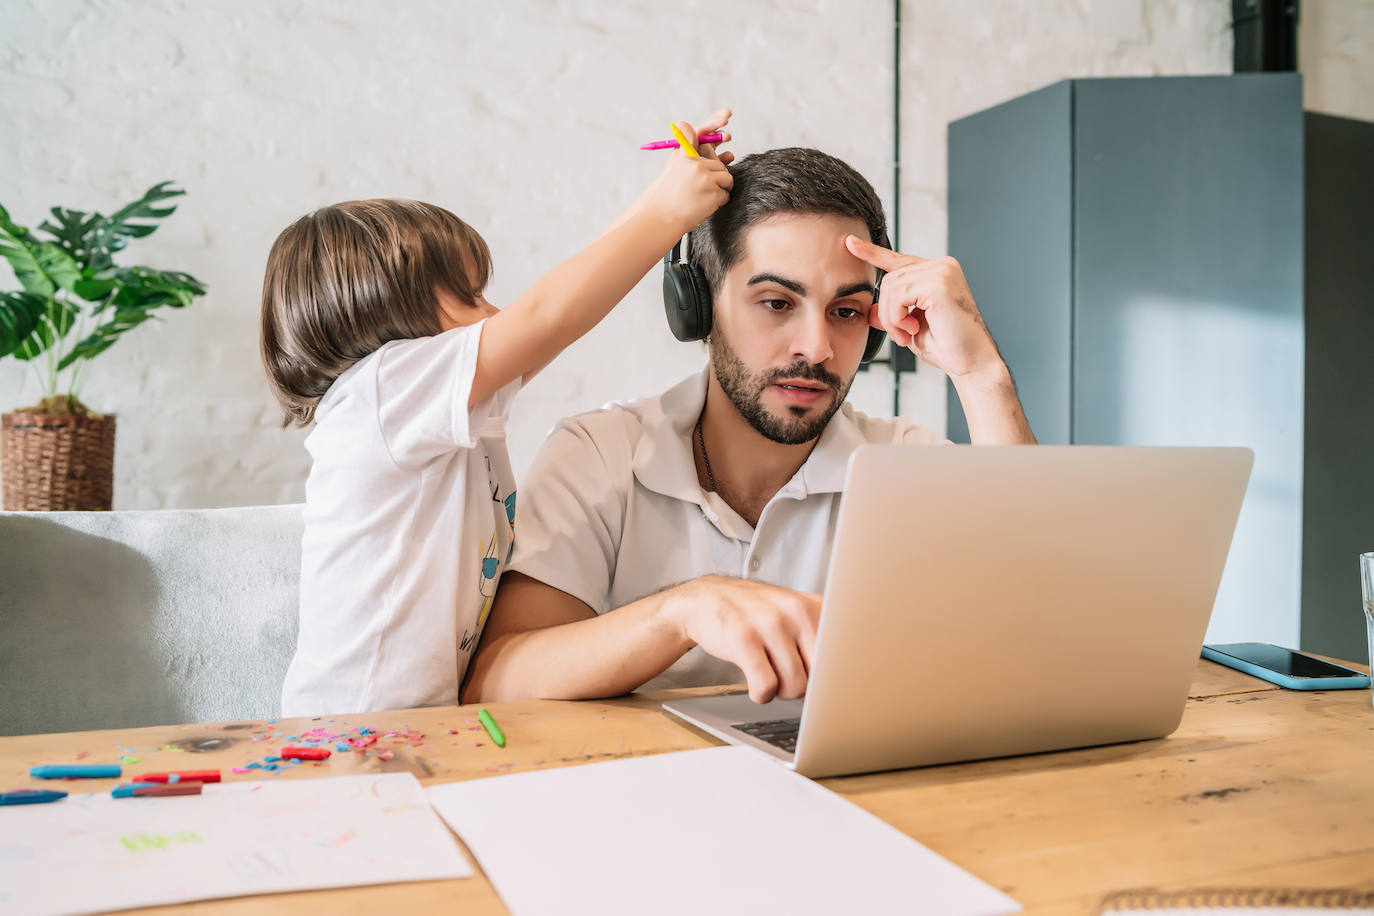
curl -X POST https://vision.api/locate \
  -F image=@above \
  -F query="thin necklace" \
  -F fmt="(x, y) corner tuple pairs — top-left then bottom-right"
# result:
(695, 412), (717, 493)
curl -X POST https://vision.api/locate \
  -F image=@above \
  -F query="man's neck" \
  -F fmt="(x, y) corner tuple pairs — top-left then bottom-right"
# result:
(694, 374), (821, 528)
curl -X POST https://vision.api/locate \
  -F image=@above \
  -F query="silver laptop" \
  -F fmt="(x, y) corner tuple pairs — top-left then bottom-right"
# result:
(663, 445), (1253, 778)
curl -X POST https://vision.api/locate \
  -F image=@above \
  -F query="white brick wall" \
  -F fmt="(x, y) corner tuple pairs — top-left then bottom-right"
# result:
(1301, 0), (1374, 121)
(0, 0), (1250, 508)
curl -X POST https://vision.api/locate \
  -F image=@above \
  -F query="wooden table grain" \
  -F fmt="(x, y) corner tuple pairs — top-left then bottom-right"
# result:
(3, 659), (1371, 914)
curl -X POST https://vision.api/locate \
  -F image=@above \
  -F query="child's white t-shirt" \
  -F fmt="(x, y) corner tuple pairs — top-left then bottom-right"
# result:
(280, 320), (519, 716)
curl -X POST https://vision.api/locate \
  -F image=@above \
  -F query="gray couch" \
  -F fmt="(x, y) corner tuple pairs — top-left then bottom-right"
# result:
(0, 505), (303, 736)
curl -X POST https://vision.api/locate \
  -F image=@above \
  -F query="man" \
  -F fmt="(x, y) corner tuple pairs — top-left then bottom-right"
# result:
(463, 144), (1034, 706)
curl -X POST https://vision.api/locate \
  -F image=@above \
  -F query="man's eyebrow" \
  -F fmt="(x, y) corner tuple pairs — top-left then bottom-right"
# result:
(835, 281), (876, 299)
(747, 273), (806, 296)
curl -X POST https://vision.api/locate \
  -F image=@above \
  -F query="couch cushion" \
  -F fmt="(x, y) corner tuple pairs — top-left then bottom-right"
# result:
(0, 504), (303, 736)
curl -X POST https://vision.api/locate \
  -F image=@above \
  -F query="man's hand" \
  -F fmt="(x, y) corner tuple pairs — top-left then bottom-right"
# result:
(844, 235), (1004, 382)
(658, 576), (822, 704)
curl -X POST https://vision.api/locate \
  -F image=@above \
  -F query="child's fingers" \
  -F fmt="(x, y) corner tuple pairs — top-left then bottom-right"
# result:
(673, 120), (700, 151)
(694, 107), (732, 136)
(690, 109), (732, 161)
(699, 130), (731, 163)
(699, 158), (733, 190)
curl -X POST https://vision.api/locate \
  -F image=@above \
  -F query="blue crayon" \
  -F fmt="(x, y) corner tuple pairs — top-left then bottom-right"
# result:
(29, 764), (122, 779)
(112, 781), (158, 798)
(0, 789), (68, 805)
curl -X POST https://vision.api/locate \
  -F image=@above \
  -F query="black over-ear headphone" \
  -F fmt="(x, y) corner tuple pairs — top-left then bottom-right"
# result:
(662, 230), (889, 363)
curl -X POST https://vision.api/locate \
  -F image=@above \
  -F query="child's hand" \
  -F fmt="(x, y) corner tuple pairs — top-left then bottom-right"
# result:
(641, 109), (736, 230)
(690, 107), (735, 166)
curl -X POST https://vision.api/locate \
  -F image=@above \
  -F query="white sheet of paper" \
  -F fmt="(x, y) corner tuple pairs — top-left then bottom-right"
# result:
(0, 772), (471, 916)
(426, 746), (1022, 916)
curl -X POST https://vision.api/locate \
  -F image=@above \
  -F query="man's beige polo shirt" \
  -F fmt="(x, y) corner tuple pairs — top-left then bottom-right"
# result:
(508, 369), (947, 690)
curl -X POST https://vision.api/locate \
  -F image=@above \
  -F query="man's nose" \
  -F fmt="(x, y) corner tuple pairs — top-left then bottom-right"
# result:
(789, 308), (833, 365)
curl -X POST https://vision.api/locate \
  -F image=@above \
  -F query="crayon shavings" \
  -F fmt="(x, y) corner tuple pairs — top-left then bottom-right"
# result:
(227, 724), (429, 774)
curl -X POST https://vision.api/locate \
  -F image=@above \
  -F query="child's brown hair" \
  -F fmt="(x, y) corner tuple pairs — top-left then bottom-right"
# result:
(260, 199), (492, 426)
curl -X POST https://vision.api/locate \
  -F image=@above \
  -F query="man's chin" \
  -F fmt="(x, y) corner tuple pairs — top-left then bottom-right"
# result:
(752, 394), (836, 444)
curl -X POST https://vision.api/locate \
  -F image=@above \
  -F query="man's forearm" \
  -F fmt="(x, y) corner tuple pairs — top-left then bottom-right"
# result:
(951, 361), (1037, 445)
(463, 592), (695, 703)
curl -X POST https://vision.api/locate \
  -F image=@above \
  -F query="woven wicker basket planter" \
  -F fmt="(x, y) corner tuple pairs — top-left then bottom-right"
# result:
(1, 412), (116, 511)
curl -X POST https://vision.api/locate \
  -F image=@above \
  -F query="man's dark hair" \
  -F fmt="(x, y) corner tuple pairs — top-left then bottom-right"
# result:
(688, 147), (888, 292)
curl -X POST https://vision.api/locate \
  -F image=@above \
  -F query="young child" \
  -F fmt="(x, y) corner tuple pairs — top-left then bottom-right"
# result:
(263, 113), (734, 715)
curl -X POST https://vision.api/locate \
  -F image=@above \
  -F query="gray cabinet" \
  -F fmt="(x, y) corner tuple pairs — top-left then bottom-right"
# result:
(947, 74), (1374, 662)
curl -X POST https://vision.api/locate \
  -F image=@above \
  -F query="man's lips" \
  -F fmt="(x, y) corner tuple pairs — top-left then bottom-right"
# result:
(770, 379), (830, 406)
(773, 378), (828, 392)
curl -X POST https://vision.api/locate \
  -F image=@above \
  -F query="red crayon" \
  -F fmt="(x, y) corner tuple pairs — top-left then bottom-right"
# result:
(134, 769), (222, 784)
(280, 747), (331, 761)
(133, 781), (203, 797)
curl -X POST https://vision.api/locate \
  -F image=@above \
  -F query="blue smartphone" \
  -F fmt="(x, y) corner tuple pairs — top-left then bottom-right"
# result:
(1202, 642), (1371, 690)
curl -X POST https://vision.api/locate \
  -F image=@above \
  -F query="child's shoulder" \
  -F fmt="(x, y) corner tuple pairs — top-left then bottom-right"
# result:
(320, 326), (482, 410)
(376, 324), (483, 367)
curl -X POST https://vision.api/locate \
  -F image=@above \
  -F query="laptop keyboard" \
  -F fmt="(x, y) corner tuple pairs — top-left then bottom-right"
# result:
(732, 717), (801, 754)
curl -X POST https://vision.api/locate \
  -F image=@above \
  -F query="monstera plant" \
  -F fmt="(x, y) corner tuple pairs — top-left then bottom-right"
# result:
(0, 182), (206, 510)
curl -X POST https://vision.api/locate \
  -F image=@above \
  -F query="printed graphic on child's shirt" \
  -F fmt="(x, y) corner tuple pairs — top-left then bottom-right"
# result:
(460, 455), (517, 655)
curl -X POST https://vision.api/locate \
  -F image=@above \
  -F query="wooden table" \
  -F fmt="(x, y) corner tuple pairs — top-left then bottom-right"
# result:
(3, 659), (1372, 914)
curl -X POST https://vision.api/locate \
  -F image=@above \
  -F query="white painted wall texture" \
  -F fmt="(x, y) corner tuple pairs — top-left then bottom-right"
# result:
(0, 0), (1261, 509)
(1302, 0), (1374, 121)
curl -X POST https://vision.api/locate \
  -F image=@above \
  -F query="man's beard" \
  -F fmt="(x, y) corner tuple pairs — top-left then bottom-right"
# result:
(709, 331), (854, 445)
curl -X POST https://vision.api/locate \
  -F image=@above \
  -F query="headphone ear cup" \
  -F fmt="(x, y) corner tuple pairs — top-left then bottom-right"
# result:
(686, 263), (712, 338)
(662, 260), (713, 342)
(861, 327), (887, 363)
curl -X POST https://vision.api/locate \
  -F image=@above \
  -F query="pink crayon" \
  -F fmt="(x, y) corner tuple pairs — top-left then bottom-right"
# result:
(640, 133), (725, 150)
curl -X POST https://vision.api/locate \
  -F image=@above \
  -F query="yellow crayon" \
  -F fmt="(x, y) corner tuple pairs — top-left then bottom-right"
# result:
(668, 123), (700, 157)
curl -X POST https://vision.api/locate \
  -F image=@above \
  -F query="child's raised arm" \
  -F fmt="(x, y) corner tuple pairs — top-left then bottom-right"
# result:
(468, 110), (734, 407)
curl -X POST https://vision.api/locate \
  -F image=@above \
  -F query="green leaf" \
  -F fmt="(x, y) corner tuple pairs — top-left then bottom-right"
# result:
(0, 215), (54, 297)
(56, 323), (126, 370)
(83, 182), (187, 268)
(12, 299), (78, 362)
(114, 265), (206, 305)
(73, 276), (117, 301)
(38, 207), (100, 262)
(34, 242), (81, 293)
(33, 183), (188, 273)
(49, 297), (78, 337)
(0, 291), (47, 357)
(54, 264), (206, 370)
